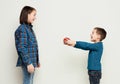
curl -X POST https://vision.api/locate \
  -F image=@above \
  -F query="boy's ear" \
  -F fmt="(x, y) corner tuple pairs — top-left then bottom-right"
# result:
(97, 34), (101, 40)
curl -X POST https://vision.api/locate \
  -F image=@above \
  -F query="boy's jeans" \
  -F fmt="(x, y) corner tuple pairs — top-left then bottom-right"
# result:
(88, 70), (102, 84)
(22, 66), (35, 84)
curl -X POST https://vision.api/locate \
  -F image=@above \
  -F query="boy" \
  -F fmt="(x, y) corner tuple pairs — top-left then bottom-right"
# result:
(64, 27), (107, 84)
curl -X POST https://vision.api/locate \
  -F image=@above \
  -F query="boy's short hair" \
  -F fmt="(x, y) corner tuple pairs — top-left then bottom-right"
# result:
(20, 6), (36, 24)
(94, 27), (107, 41)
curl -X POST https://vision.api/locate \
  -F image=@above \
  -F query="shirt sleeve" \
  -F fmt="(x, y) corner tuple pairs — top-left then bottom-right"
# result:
(15, 27), (32, 66)
(74, 41), (99, 51)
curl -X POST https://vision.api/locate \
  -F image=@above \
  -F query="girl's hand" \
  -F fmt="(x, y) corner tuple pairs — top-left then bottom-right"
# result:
(37, 63), (41, 68)
(27, 64), (35, 73)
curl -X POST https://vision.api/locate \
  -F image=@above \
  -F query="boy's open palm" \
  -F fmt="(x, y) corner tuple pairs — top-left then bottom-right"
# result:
(27, 64), (35, 73)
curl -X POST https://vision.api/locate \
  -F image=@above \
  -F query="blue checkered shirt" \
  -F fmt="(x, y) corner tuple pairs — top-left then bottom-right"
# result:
(15, 23), (39, 67)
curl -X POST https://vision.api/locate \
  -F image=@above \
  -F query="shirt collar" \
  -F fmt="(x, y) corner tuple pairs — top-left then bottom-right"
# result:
(23, 23), (33, 28)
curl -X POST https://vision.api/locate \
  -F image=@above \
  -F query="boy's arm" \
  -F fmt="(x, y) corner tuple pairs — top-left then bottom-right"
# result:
(15, 27), (32, 66)
(66, 40), (98, 50)
(74, 41), (98, 50)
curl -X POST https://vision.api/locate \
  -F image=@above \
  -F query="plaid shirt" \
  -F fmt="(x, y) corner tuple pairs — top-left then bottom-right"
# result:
(15, 23), (39, 67)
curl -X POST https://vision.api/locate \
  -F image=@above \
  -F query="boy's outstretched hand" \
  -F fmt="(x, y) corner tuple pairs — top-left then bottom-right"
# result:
(63, 37), (76, 46)
(63, 37), (70, 45)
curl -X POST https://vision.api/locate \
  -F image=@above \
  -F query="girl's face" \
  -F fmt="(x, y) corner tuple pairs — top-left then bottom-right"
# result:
(28, 10), (36, 24)
(90, 29), (100, 42)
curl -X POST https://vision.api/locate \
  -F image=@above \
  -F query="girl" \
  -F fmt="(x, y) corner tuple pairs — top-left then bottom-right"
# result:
(15, 6), (40, 84)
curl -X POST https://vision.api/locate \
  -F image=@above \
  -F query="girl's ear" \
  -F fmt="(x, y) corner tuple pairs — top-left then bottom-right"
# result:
(28, 13), (30, 18)
(27, 13), (31, 23)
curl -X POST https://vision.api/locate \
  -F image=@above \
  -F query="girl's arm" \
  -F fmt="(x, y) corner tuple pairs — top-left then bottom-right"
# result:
(15, 27), (32, 66)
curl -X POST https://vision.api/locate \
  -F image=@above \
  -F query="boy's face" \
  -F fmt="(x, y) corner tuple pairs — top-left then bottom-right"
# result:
(28, 10), (36, 24)
(90, 29), (101, 42)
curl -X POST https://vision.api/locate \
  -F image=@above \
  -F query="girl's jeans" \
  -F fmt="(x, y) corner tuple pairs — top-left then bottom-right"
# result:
(88, 70), (102, 84)
(22, 66), (35, 84)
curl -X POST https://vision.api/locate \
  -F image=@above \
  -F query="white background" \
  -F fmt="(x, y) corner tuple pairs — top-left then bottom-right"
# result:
(0, 0), (120, 84)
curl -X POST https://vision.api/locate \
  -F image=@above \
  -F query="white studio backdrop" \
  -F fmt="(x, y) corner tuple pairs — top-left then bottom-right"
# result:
(0, 0), (120, 84)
